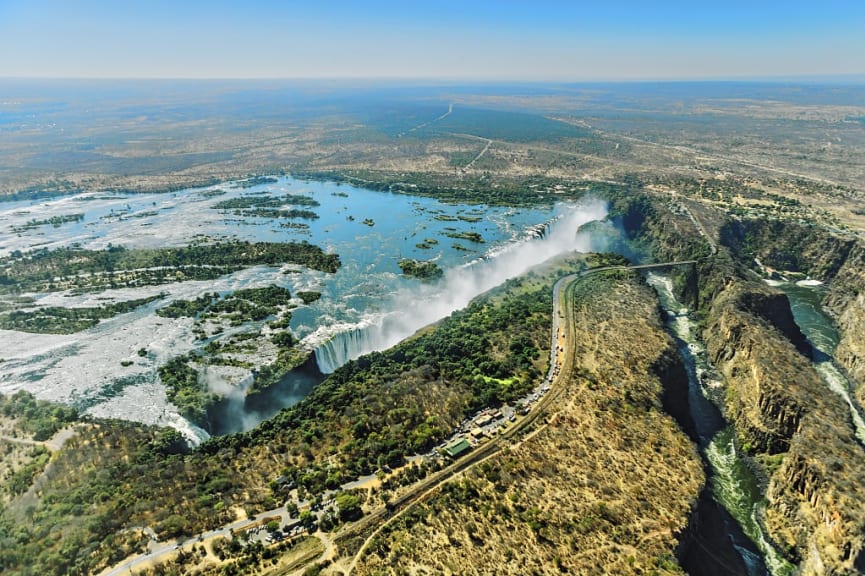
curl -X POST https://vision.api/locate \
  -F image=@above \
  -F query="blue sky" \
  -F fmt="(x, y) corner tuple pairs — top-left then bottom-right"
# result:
(1, 0), (863, 80)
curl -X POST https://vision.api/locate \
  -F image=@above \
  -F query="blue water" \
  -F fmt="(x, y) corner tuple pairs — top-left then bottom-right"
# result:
(0, 176), (601, 437)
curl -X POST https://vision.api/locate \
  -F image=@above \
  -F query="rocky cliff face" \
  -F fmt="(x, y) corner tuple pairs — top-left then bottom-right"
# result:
(704, 276), (865, 574)
(705, 281), (865, 574)
(614, 194), (865, 574)
(719, 219), (854, 280)
(719, 216), (865, 412)
(705, 282), (812, 454)
(823, 241), (865, 407)
(768, 420), (865, 574)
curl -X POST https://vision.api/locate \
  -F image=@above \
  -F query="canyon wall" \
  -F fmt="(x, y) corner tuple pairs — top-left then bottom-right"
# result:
(615, 193), (865, 574)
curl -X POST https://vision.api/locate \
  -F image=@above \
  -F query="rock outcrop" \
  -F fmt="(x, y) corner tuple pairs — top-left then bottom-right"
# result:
(705, 282), (812, 454)
(614, 194), (865, 574)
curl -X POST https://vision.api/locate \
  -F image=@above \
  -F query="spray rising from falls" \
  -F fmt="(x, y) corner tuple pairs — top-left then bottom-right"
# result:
(313, 198), (609, 374)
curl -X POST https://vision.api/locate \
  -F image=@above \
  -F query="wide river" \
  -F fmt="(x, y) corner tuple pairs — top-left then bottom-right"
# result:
(0, 176), (613, 439)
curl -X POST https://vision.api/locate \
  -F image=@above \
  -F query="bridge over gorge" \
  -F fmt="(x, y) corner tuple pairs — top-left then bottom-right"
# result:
(581, 260), (700, 309)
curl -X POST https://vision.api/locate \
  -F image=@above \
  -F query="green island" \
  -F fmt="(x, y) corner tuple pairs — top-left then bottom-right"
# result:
(213, 194), (319, 220)
(415, 238), (439, 249)
(212, 194), (319, 211)
(157, 286), (292, 322)
(0, 294), (164, 334)
(398, 258), (443, 280)
(444, 230), (484, 243)
(278, 221), (310, 230)
(235, 176), (279, 188)
(0, 391), (78, 441)
(296, 291), (321, 304)
(234, 208), (319, 220)
(10, 213), (84, 232)
(198, 189), (227, 198)
(0, 240), (340, 294)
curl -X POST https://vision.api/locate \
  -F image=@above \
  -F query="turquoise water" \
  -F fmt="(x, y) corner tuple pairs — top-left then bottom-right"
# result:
(775, 281), (865, 444)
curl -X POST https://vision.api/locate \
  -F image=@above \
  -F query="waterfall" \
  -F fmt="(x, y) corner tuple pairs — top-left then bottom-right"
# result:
(526, 222), (551, 239)
(315, 324), (385, 374)
(312, 198), (609, 374)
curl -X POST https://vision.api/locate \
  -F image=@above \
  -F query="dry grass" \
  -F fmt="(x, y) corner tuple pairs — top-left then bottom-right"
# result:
(352, 272), (703, 575)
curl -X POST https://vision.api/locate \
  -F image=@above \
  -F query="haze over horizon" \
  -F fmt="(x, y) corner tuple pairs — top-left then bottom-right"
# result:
(1, 0), (864, 82)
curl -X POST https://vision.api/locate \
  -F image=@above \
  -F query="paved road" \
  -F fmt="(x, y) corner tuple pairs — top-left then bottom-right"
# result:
(100, 261), (702, 576)
(0, 426), (77, 451)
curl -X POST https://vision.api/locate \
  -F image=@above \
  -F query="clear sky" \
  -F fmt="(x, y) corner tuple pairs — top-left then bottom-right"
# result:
(1, 0), (863, 80)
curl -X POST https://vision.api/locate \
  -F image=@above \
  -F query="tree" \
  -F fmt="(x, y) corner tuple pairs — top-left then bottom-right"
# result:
(335, 492), (362, 522)
(299, 510), (316, 531)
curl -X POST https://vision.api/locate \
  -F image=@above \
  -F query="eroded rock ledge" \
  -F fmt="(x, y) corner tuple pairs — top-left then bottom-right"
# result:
(614, 192), (865, 574)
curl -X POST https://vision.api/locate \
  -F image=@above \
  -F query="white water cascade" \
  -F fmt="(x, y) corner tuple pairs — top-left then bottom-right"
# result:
(649, 273), (793, 576)
(313, 198), (609, 373)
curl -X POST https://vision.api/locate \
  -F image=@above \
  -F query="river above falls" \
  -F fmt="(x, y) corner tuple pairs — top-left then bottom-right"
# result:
(0, 176), (615, 438)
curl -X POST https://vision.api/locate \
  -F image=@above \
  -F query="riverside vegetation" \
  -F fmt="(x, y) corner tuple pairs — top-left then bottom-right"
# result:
(0, 253), (623, 576)
(3, 82), (865, 575)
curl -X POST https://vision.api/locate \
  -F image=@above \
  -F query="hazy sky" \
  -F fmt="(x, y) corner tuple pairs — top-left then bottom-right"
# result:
(1, 0), (863, 80)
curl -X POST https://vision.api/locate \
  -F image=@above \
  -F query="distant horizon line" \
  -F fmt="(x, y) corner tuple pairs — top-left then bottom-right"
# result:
(2, 74), (865, 85)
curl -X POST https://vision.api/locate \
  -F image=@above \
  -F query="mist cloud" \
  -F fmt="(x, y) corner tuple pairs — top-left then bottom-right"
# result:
(315, 197), (608, 372)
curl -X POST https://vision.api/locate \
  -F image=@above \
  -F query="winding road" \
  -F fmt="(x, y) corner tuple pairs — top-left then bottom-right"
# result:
(334, 262), (699, 573)
(98, 260), (702, 576)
